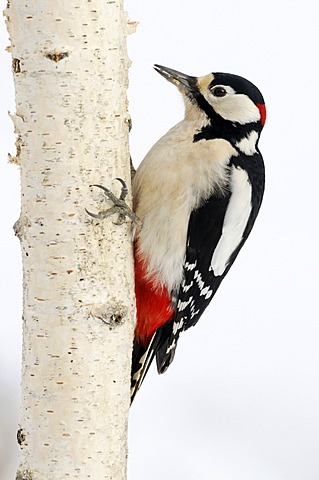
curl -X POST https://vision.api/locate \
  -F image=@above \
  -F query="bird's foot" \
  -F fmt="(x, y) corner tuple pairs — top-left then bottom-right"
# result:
(86, 178), (140, 226)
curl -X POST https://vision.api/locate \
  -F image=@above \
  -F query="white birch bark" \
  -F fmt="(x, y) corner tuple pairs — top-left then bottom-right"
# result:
(4, 1), (136, 478)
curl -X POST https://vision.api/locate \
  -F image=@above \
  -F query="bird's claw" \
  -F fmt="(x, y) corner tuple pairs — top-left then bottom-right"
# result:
(86, 178), (140, 226)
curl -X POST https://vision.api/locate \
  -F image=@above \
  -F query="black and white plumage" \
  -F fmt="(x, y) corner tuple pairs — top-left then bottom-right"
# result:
(131, 65), (266, 401)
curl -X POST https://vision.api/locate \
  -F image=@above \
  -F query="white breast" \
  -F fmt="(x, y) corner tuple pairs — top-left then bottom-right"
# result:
(133, 119), (237, 292)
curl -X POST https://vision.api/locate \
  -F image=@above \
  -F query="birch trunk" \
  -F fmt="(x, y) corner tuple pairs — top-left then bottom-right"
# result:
(4, 1), (135, 478)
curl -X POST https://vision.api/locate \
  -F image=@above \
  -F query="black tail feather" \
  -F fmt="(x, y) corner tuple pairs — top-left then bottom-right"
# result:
(131, 334), (160, 403)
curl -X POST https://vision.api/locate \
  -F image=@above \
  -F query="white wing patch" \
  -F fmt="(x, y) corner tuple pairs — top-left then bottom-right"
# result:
(210, 166), (252, 276)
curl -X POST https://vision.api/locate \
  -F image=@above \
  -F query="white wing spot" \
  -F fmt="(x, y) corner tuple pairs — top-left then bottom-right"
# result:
(166, 339), (176, 354)
(177, 297), (193, 312)
(205, 289), (213, 300)
(190, 300), (200, 319)
(173, 319), (184, 335)
(200, 286), (211, 297)
(182, 280), (194, 292)
(185, 260), (197, 271)
(194, 270), (204, 289)
(194, 270), (213, 298)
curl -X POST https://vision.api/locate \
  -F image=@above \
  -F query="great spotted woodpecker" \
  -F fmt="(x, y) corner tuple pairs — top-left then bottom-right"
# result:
(130, 65), (266, 401)
(88, 65), (266, 402)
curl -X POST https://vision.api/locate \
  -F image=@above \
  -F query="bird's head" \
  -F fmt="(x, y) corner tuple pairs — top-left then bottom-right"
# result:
(154, 64), (266, 129)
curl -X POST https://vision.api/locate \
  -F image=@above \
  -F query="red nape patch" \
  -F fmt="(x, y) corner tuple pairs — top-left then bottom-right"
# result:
(256, 103), (266, 126)
(134, 247), (174, 347)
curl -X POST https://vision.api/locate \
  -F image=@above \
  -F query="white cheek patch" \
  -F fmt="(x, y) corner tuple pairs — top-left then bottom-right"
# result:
(210, 166), (252, 276)
(204, 90), (260, 125)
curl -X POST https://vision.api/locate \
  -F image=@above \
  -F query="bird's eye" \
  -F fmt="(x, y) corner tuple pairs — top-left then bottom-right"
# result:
(211, 86), (227, 97)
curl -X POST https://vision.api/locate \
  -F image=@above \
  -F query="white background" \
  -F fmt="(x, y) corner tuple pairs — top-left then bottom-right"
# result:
(1, 0), (319, 478)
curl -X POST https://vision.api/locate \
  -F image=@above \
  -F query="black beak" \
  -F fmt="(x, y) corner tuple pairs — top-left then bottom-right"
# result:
(154, 64), (197, 93)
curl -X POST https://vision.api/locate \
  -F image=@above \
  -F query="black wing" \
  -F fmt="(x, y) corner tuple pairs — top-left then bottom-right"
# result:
(155, 153), (265, 373)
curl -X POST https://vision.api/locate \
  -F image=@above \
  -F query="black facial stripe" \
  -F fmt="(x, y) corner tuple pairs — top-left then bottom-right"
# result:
(193, 92), (215, 118)
(193, 119), (262, 144)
